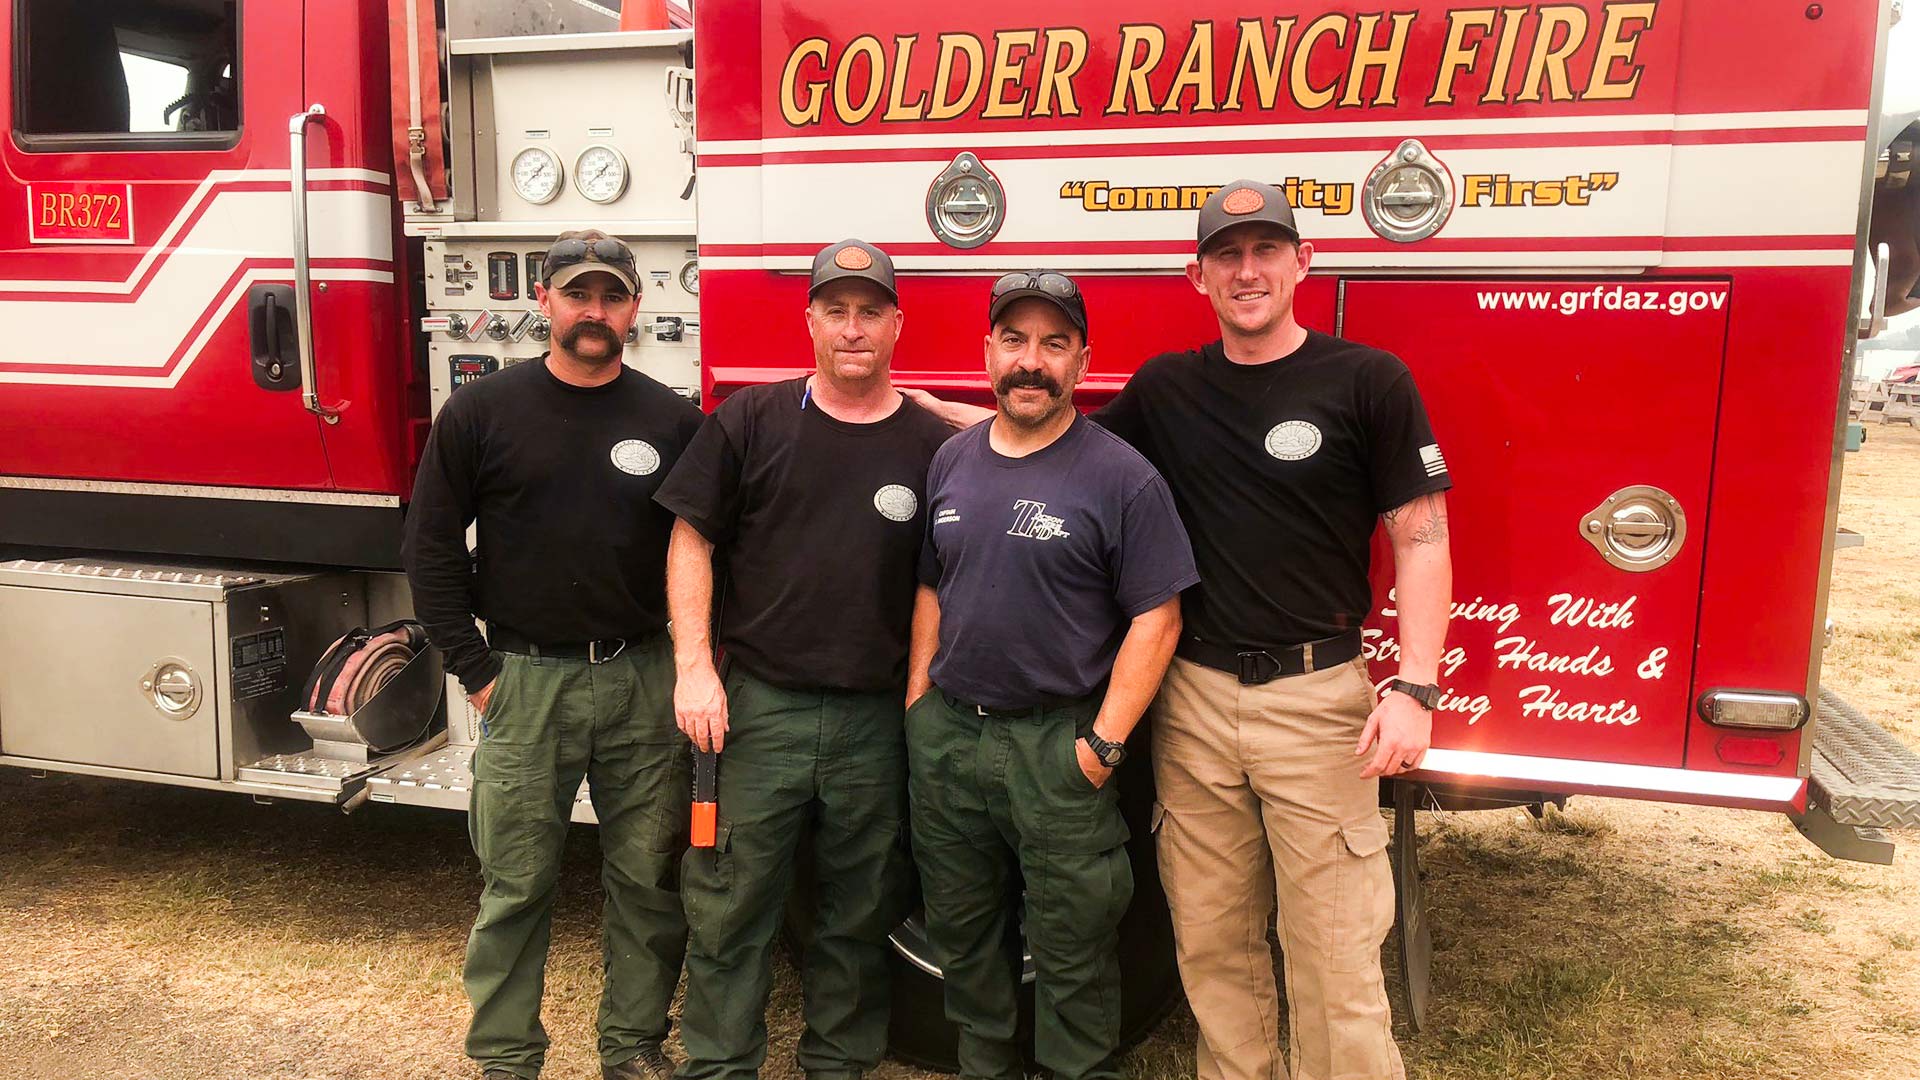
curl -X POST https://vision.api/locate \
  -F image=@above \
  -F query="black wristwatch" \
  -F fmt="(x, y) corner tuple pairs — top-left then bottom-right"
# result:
(1388, 678), (1442, 711)
(1082, 731), (1127, 768)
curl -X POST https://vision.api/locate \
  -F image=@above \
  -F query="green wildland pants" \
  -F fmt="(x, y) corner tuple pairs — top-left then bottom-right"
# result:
(677, 665), (911, 1080)
(906, 688), (1133, 1080)
(465, 635), (690, 1079)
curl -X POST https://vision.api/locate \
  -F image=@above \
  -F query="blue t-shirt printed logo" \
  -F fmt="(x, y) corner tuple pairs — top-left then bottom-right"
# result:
(1006, 499), (1072, 541)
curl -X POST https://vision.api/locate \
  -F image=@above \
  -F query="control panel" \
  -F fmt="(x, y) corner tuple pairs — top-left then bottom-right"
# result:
(423, 237), (700, 415)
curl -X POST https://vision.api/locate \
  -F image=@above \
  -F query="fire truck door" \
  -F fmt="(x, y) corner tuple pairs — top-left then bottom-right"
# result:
(1346, 278), (1730, 769)
(0, 1), (344, 493)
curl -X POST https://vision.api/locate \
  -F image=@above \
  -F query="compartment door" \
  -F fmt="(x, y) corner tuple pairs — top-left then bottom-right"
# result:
(0, 587), (220, 778)
(1347, 279), (1728, 768)
(0, 0), (331, 490)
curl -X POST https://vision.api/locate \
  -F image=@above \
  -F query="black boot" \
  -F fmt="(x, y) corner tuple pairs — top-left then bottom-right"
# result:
(603, 1044), (673, 1080)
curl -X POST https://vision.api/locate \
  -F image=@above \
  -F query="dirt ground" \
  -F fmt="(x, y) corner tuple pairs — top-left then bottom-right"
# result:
(4, 428), (1920, 1080)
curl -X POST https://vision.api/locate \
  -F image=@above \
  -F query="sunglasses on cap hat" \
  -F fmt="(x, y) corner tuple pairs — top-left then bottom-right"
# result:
(543, 236), (638, 284)
(989, 270), (1089, 338)
(991, 271), (1080, 300)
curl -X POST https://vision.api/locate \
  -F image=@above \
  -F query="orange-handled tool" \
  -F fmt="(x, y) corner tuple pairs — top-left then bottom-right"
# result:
(692, 747), (719, 848)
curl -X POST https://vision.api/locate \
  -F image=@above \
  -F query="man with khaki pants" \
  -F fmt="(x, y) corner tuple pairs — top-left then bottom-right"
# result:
(908, 180), (1452, 1080)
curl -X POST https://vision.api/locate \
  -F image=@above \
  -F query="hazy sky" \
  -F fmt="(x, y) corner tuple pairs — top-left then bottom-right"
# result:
(122, 52), (189, 132)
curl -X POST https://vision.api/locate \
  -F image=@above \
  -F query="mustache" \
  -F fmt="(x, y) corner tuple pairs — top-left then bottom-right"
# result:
(560, 321), (621, 353)
(994, 369), (1062, 396)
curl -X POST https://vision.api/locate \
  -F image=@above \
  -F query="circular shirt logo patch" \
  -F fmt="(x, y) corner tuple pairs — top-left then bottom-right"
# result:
(873, 484), (917, 522)
(834, 245), (873, 270)
(610, 439), (661, 476)
(1222, 187), (1266, 215)
(1264, 421), (1322, 461)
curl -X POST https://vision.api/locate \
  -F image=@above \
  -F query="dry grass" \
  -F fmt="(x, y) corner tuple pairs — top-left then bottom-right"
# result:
(5, 429), (1920, 1080)
(1824, 421), (1920, 750)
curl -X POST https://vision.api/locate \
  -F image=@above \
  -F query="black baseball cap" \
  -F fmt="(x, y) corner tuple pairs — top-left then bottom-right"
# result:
(543, 229), (639, 291)
(987, 270), (1089, 341)
(1196, 180), (1299, 255)
(809, 239), (897, 302)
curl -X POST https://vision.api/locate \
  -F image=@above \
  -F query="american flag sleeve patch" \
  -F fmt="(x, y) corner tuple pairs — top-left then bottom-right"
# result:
(1419, 443), (1447, 478)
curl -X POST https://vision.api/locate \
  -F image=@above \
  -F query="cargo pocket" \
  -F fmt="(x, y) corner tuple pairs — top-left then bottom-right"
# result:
(1031, 841), (1135, 954)
(1329, 813), (1394, 972)
(682, 819), (737, 956)
(1148, 801), (1184, 911)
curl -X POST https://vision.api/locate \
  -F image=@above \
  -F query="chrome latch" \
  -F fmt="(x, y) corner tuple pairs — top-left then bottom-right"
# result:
(1362, 139), (1454, 243)
(141, 658), (203, 720)
(1580, 485), (1687, 572)
(926, 152), (1006, 249)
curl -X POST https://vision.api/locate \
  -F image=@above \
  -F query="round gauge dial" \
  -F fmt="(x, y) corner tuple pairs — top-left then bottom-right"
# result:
(575, 144), (630, 204)
(510, 146), (562, 205)
(679, 260), (699, 295)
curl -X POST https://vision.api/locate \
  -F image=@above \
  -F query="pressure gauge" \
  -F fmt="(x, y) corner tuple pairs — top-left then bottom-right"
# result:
(679, 260), (699, 295)
(510, 146), (562, 205)
(574, 144), (630, 204)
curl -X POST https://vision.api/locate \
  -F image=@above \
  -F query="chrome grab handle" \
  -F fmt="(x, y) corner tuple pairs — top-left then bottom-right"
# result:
(289, 104), (344, 423)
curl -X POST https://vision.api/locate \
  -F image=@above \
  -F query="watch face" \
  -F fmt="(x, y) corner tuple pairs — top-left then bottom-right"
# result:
(1087, 737), (1125, 766)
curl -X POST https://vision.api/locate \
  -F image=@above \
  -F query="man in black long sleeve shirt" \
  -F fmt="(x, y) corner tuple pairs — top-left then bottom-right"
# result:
(403, 231), (703, 1080)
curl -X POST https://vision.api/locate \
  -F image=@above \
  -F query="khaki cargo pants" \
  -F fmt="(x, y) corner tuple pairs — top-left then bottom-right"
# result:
(1152, 656), (1403, 1080)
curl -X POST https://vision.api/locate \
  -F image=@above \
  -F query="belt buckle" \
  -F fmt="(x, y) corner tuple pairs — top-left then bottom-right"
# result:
(1301, 641), (1315, 674)
(1236, 650), (1279, 686)
(588, 638), (627, 665)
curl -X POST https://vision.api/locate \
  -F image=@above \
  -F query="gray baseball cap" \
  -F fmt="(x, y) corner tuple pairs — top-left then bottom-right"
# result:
(1196, 180), (1299, 255)
(809, 239), (897, 302)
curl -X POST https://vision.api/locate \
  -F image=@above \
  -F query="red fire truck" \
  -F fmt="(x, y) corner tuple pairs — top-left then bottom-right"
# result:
(1, 0), (1916, 1059)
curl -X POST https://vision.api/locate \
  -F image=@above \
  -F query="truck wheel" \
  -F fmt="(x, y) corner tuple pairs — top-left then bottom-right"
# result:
(784, 748), (1184, 1071)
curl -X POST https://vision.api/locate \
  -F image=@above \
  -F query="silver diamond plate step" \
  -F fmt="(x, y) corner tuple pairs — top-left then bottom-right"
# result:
(366, 745), (598, 823)
(1810, 687), (1920, 831)
(237, 752), (382, 794)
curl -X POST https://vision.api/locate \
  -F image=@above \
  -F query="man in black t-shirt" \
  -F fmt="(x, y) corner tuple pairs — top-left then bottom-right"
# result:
(1101, 184), (1449, 1080)
(404, 230), (704, 1080)
(653, 240), (952, 1080)
(909, 183), (1451, 1080)
(907, 272), (1194, 1080)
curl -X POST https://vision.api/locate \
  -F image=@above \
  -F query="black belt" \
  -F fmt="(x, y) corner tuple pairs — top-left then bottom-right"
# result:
(1177, 629), (1363, 685)
(941, 689), (1095, 719)
(488, 625), (655, 664)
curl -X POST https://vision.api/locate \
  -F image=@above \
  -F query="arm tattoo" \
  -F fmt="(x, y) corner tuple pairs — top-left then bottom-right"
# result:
(1385, 492), (1449, 545)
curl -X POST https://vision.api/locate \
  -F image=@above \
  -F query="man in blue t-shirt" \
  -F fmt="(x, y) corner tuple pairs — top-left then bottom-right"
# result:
(905, 270), (1198, 1080)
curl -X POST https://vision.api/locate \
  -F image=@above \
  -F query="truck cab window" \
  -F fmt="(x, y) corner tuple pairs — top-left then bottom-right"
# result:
(13, 0), (238, 148)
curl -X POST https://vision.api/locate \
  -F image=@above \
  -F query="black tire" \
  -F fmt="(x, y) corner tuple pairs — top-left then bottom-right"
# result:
(784, 738), (1184, 1072)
